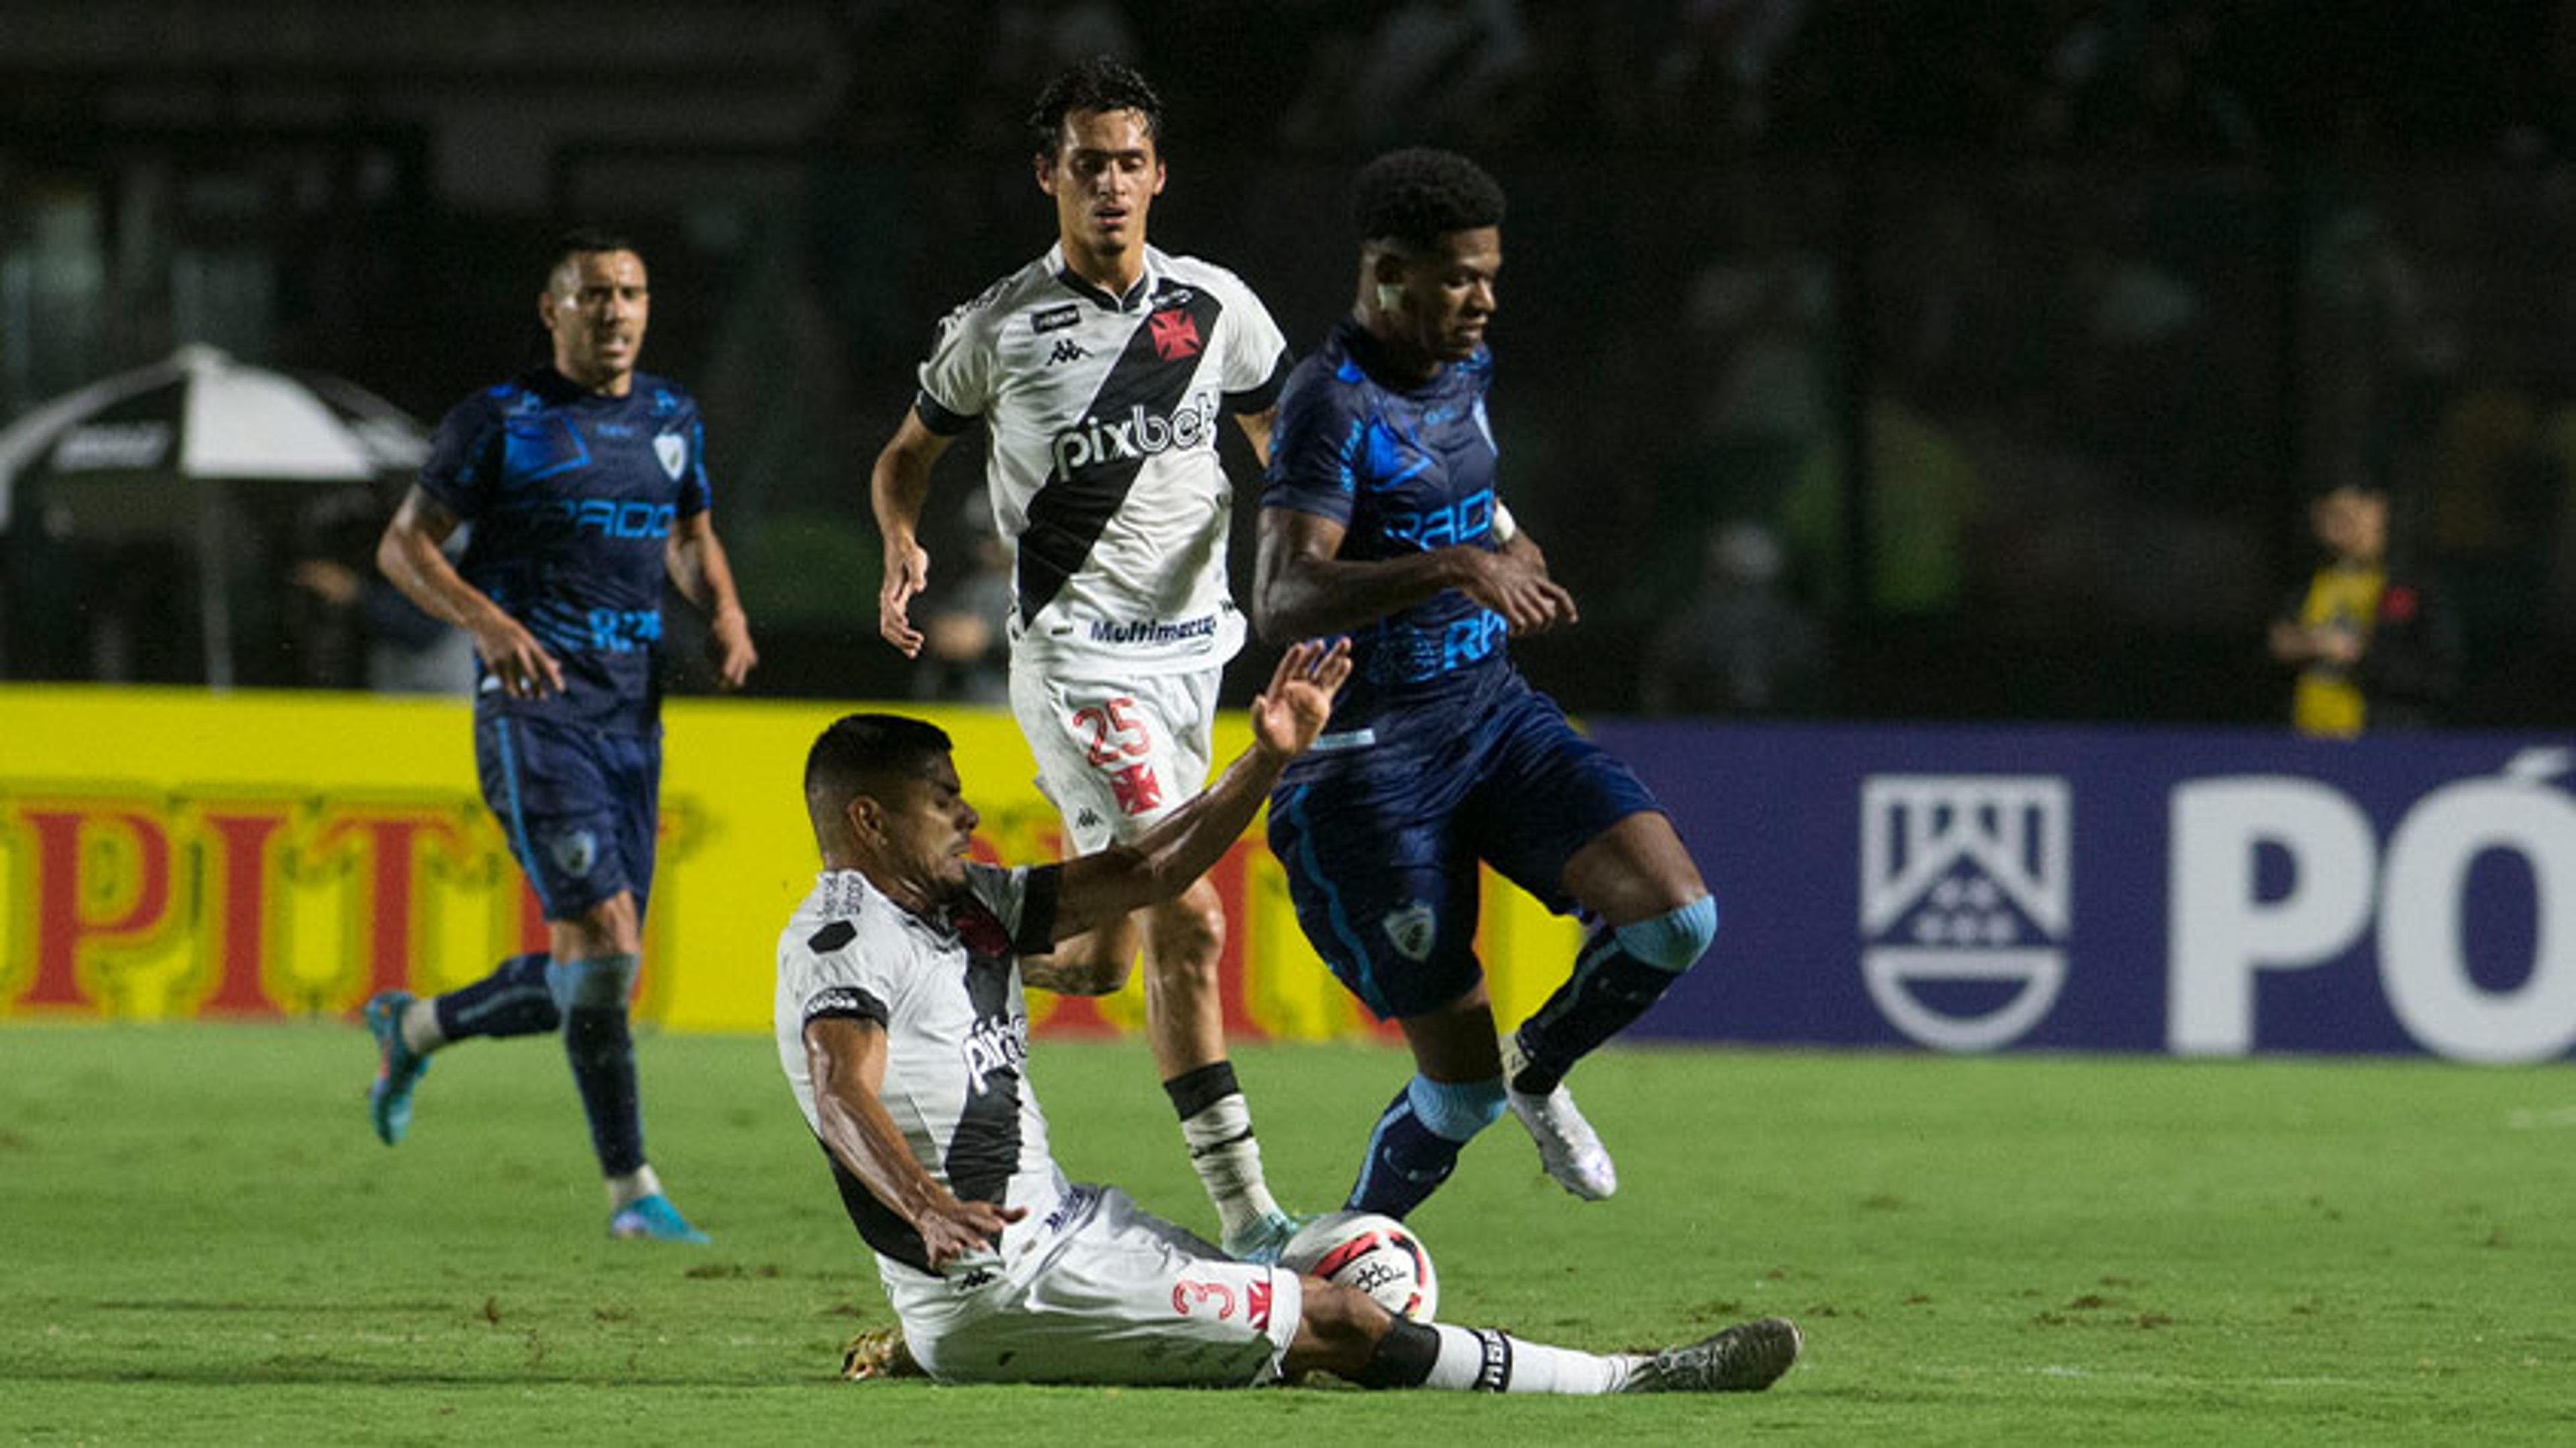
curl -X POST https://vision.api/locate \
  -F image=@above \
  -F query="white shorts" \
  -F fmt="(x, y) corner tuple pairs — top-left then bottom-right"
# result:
(894, 1183), (1303, 1386)
(1010, 664), (1220, 854)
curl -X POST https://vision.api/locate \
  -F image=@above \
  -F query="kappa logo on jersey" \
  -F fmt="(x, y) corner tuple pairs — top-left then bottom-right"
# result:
(1048, 399), (1216, 480)
(1148, 308), (1202, 360)
(1029, 303), (1081, 333)
(960, 1010), (1030, 1092)
(653, 433), (687, 480)
(1046, 339), (1089, 366)
(1110, 762), (1163, 816)
(1382, 901), (1438, 962)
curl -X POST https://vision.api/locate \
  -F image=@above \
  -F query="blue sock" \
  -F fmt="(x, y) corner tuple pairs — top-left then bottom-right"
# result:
(1347, 1074), (1505, 1219)
(1514, 898), (1717, 1095)
(564, 1006), (643, 1177)
(431, 953), (560, 1041)
(551, 955), (645, 1178)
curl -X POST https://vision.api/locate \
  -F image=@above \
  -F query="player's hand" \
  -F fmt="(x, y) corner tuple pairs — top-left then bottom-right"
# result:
(879, 537), (930, 657)
(708, 607), (759, 690)
(915, 1194), (1027, 1270)
(472, 615), (564, 699)
(1250, 639), (1354, 760)
(1452, 547), (1578, 635)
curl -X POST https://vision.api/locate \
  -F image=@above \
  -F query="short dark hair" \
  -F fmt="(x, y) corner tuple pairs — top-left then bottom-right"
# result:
(805, 713), (953, 805)
(1028, 55), (1164, 160)
(1352, 148), (1506, 250)
(549, 227), (639, 282)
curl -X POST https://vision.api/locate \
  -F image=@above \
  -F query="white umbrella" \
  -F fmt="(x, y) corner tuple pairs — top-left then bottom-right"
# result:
(0, 345), (429, 687)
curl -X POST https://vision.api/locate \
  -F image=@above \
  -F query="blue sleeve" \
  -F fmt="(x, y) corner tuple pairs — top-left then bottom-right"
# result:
(680, 411), (712, 518)
(415, 391), (504, 521)
(1261, 363), (1362, 529)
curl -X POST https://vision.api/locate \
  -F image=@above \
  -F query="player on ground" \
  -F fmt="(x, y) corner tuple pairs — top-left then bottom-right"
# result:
(869, 57), (1301, 1259)
(362, 228), (759, 1243)
(1255, 150), (1721, 1219)
(777, 640), (1800, 1392)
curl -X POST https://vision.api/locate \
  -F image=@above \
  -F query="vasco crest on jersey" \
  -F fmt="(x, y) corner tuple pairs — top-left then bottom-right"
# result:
(1148, 307), (1202, 360)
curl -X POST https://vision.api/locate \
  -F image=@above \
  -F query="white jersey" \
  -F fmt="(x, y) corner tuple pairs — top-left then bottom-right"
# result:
(915, 242), (1289, 678)
(776, 864), (1304, 1387)
(774, 865), (1067, 1292)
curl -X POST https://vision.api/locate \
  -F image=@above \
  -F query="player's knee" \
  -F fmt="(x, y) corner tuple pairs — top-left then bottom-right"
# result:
(1147, 886), (1225, 978)
(1407, 1072), (1507, 1142)
(1613, 894), (1718, 974)
(546, 953), (639, 1013)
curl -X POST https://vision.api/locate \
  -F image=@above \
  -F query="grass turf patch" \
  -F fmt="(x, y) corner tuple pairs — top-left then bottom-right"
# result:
(3, 1023), (2573, 1444)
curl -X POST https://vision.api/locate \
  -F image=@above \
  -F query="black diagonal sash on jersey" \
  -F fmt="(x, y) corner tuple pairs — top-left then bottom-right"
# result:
(1016, 284), (1228, 625)
(941, 951), (1025, 1206)
(824, 1137), (935, 1273)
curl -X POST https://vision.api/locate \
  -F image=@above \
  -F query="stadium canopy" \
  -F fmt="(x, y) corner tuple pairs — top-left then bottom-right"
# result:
(0, 345), (429, 688)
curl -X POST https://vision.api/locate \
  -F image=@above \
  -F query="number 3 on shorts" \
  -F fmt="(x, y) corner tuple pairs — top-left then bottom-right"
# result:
(1073, 697), (1153, 767)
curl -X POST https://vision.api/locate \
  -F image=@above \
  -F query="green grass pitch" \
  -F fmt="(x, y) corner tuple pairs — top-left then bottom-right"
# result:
(4, 1023), (2573, 1445)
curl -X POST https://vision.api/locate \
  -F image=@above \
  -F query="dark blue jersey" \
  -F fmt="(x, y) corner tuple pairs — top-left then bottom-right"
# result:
(1263, 317), (1511, 727)
(419, 367), (712, 735)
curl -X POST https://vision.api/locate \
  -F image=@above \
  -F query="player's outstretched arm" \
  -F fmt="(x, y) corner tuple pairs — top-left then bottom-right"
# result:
(804, 1015), (1026, 1267)
(871, 413), (957, 658)
(376, 484), (564, 699)
(665, 512), (758, 689)
(1252, 506), (1576, 644)
(1049, 640), (1351, 940)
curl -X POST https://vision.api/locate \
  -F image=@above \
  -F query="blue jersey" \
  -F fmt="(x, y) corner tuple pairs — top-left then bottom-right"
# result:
(419, 367), (712, 735)
(1262, 318), (1512, 728)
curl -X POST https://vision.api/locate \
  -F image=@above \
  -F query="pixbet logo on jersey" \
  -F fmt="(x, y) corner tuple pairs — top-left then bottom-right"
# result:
(1049, 399), (1215, 479)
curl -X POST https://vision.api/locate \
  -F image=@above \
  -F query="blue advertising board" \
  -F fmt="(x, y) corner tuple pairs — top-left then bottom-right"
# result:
(1593, 722), (2576, 1062)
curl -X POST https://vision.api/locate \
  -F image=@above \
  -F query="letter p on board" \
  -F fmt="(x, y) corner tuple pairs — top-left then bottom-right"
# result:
(2167, 779), (2376, 1055)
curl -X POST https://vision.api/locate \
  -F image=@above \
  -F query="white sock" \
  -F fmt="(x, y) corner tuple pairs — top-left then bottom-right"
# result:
(400, 999), (445, 1055)
(606, 1164), (661, 1211)
(1421, 1325), (1640, 1394)
(1179, 1094), (1282, 1239)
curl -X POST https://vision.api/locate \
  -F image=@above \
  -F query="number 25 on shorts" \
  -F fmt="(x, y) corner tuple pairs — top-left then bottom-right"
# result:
(1073, 697), (1152, 766)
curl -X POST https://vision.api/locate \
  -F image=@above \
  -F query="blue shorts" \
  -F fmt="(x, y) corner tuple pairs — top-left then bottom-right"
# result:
(474, 711), (661, 922)
(1266, 672), (1660, 1020)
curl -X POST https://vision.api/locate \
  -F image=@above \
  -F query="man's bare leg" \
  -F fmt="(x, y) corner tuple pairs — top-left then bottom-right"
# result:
(1140, 875), (1293, 1256)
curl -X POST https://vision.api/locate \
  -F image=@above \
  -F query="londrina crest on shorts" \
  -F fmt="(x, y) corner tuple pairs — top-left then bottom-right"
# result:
(549, 829), (599, 878)
(1381, 900), (1437, 962)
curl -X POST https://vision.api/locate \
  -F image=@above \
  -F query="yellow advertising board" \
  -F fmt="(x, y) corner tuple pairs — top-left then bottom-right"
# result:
(0, 686), (1576, 1038)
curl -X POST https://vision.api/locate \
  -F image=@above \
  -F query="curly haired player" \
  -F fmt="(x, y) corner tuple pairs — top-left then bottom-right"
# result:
(1256, 149), (1725, 1219)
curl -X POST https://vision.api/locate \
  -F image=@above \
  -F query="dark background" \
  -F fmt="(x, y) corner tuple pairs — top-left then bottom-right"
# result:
(8, 0), (2576, 725)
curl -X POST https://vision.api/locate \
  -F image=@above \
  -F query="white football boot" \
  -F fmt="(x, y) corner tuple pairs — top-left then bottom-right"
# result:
(1501, 1034), (1618, 1200)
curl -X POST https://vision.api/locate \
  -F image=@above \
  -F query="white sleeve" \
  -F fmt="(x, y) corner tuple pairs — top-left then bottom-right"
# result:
(788, 917), (905, 1030)
(960, 862), (1063, 954)
(1215, 270), (1289, 399)
(917, 297), (1000, 421)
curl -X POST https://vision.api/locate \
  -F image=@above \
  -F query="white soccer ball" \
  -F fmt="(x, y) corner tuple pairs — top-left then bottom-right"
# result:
(1279, 1210), (1439, 1323)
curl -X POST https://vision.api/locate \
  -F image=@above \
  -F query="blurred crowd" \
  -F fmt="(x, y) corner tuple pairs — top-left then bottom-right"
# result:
(822, 0), (2566, 163)
(10, 0), (2576, 725)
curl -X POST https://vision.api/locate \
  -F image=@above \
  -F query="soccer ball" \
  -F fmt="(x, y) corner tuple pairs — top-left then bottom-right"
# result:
(1278, 1210), (1439, 1323)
